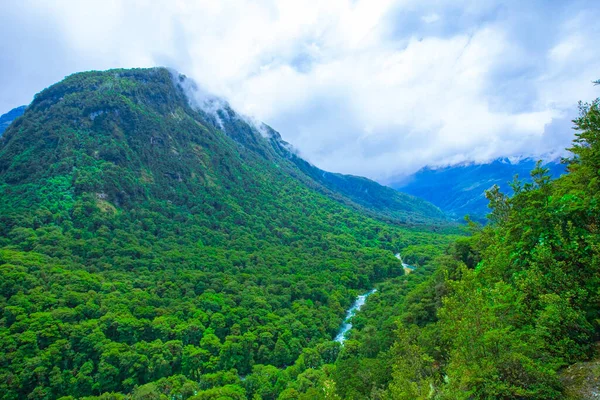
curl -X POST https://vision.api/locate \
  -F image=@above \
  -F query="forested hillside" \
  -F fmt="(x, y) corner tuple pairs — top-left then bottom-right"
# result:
(2, 67), (597, 400)
(308, 87), (600, 399)
(0, 68), (455, 399)
(286, 153), (446, 226)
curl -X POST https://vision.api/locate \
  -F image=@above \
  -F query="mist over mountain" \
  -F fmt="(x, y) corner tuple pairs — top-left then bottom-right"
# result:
(171, 72), (447, 226)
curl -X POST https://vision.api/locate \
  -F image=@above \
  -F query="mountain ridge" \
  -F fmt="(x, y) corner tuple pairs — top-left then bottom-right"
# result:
(390, 157), (566, 221)
(168, 70), (448, 226)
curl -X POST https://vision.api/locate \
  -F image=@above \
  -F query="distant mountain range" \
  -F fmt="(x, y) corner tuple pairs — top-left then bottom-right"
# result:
(0, 105), (25, 136)
(390, 158), (567, 222)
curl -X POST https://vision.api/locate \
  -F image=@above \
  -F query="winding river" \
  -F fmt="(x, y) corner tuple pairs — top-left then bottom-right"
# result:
(334, 289), (377, 344)
(334, 254), (414, 344)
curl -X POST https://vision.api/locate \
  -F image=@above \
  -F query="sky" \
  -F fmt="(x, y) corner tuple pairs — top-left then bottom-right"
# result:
(1, 0), (599, 182)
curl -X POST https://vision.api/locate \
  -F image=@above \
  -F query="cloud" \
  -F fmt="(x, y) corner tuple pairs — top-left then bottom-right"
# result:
(421, 13), (440, 23)
(1, 0), (599, 181)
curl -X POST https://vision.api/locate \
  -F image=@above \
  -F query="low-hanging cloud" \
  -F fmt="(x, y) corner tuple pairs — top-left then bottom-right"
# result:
(1, 0), (599, 181)
(170, 69), (275, 139)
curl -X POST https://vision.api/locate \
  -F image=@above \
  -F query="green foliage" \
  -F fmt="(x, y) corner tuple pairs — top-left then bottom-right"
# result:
(0, 68), (456, 399)
(324, 87), (600, 399)
(387, 325), (435, 400)
(9, 66), (596, 399)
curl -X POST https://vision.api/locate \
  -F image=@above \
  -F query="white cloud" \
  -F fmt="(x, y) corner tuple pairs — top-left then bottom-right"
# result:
(1, 0), (599, 181)
(421, 13), (440, 23)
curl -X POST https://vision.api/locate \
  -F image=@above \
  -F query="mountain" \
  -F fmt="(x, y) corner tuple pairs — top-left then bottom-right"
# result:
(0, 68), (454, 399)
(269, 134), (446, 225)
(390, 158), (566, 221)
(0, 105), (26, 136)
(173, 96), (446, 226)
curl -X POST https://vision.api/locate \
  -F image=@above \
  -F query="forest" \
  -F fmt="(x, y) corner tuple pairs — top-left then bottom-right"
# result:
(321, 89), (600, 399)
(0, 68), (598, 399)
(0, 68), (456, 399)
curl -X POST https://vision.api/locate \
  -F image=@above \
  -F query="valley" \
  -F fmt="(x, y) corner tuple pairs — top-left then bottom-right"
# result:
(0, 68), (458, 399)
(0, 67), (598, 399)
(334, 289), (377, 344)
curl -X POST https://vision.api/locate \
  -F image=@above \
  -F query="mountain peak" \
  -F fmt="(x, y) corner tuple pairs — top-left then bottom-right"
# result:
(0, 67), (446, 225)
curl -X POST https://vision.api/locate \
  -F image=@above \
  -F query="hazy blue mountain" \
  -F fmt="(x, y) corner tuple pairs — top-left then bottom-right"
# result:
(390, 158), (566, 221)
(0, 105), (26, 136)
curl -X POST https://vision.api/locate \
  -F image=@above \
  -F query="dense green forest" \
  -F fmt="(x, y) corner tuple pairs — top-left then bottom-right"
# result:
(0, 68), (456, 399)
(314, 88), (600, 399)
(1, 67), (598, 399)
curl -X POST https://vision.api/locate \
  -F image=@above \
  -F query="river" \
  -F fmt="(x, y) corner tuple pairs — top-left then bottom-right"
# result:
(334, 254), (413, 344)
(334, 289), (377, 344)
(395, 253), (416, 273)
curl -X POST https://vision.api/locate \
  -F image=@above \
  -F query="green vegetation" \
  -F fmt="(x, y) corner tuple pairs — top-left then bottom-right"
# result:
(0, 68), (455, 399)
(2, 67), (596, 399)
(317, 88), (600, 399)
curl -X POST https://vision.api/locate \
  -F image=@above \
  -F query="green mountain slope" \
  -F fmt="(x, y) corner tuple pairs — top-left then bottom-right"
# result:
(0, 68), (455, 399)
(167, 81), (447, 226)
(306, 88), (600, 399)
(283, 147), (446, 226)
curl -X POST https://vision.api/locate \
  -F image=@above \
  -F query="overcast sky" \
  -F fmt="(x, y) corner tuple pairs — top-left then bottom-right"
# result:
(1, 0), (599, 181)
